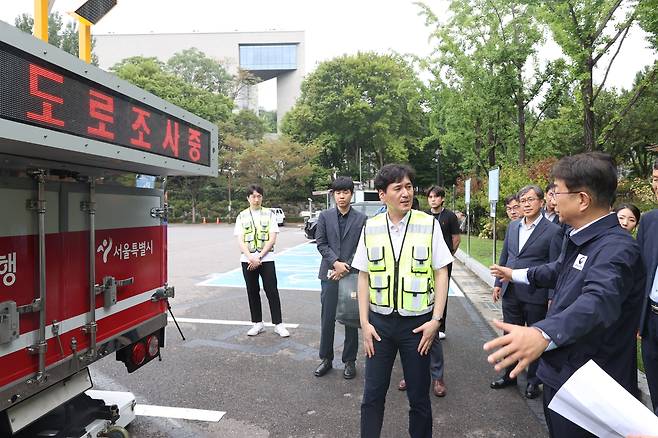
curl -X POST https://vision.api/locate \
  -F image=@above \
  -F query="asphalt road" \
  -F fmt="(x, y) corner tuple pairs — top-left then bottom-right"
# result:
(90, 223), (548, 437)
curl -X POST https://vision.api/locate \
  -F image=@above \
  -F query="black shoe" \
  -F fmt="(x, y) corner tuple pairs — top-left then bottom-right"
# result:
(343, 361), (356, 379)
(525, 383), (541, 399)
(490, 376), (517, 389)
(314, 359), (332, 377)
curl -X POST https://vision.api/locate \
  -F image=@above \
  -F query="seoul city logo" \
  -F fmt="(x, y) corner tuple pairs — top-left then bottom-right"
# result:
(96, 238), (113, 263)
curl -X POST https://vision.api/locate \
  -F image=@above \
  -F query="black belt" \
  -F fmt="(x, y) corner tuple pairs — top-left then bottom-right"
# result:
(650, 300), (658, 315)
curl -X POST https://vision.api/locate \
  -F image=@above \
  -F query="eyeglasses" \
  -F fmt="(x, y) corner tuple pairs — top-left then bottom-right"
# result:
(519, 197), (539, 204)
(505, 205), (520, 211)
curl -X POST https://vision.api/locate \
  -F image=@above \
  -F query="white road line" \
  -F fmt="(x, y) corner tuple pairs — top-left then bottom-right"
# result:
(449, 279), (465, 297)
(169, 317), (300, 328)
(135, 404), (225, 422)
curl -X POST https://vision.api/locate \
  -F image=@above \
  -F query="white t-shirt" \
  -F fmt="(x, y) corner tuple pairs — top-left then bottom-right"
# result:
(352, 211), (453, 273)
(233, 208), (279, 263)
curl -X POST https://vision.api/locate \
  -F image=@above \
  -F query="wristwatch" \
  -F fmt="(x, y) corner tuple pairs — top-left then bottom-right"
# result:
(431, 315), (442, 323)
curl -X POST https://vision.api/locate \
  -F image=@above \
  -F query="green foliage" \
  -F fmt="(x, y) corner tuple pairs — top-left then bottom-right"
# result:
(220, 110), (266, 142)
(111, 56), (232, 124)
(282, 52), (427, 180)
(259, 109), (277, 133)
(166, 48), (233, 95)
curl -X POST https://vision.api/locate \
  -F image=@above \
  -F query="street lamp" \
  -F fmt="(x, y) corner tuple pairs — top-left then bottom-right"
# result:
(307, 198), (313, 215)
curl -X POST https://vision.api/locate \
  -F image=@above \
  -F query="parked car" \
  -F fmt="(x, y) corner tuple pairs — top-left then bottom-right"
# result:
(271, 207), (286, 226)
(304, 202), (382, 240)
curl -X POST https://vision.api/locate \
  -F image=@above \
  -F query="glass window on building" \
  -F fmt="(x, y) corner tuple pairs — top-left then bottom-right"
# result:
(239, 44), (298, 70)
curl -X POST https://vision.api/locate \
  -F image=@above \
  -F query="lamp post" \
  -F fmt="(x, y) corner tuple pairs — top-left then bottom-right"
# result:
(307, 198), (313, 215)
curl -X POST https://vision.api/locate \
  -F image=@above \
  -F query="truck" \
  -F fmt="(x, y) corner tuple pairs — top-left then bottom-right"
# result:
(0, 19), (218, 437)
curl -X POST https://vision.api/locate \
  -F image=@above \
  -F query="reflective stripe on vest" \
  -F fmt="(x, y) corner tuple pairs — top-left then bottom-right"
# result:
(239, 207), (272, 253)
(364, 210), (435, 316)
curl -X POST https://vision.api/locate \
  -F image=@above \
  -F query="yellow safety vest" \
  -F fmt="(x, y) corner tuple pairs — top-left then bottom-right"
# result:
(364, 210), (435, 316)
(239, 207), (273, 253)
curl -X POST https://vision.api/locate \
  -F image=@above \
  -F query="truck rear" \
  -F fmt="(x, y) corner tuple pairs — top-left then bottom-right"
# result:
(0, 19), (217, 436)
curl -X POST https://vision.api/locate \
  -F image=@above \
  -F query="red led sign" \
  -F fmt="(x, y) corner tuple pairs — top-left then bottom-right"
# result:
(0, 42), (211, 167)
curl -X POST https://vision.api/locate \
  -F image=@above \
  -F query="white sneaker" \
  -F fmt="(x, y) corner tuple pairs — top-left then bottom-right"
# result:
(274, 323), (290, 337)
(438, 331), (446, 340)
(247, 322), (264, 336)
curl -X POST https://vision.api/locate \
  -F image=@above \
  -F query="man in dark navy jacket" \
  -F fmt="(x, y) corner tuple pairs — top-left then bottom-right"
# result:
(490, 185), (561, 399)
(486, 152), (645, 437)
(639, 158), (658, 414)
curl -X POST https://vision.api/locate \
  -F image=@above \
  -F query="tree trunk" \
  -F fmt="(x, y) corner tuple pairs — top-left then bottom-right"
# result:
(487, 125), (496, 167)
(517, 70), (527, 165)
(583, 56), (596, 151)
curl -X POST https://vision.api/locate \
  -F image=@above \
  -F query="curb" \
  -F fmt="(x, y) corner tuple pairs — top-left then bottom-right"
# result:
(452, 248), (653, 409)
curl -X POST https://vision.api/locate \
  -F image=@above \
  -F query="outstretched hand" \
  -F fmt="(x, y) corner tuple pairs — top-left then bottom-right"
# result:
(483, 320), (549, 379)
(490, 264), (513, 282)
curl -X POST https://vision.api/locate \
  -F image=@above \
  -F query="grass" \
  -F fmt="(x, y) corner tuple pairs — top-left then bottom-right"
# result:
(461, 234), (503, 267)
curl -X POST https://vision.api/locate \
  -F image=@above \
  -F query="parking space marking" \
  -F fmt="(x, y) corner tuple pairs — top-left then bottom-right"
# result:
(197, 241), (465, 297)
(170, 317), (299, 328)
(135, 404), (225, 422)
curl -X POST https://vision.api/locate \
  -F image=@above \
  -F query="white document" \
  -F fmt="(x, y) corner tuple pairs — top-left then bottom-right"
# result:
(548, 360), (658, 437)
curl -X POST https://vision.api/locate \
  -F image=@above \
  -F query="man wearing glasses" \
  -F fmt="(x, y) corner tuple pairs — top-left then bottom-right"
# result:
(486, 152), (645, 437)
(639, 158), (658, 415)
(504, 194), (521, 221)
(490, 185), (561, 399)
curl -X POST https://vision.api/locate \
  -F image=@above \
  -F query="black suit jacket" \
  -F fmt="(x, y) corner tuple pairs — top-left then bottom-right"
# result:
(315, 207), (367, 280)
(638, 209), (658, 335)
(530, 214), (645, 392)
(495, 216), (561, 304)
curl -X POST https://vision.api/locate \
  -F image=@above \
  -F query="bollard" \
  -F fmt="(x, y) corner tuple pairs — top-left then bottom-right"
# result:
(216, 217), (220, 224)
(202, 217), (206, 224)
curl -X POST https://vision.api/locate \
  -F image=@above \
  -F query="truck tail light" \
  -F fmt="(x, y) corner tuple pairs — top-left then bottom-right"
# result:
(146, 335), (159, 358)
(131, 342), (146, 366)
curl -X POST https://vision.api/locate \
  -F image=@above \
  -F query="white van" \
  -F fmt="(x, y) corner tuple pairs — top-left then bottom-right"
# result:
(271, 207), (286, 226)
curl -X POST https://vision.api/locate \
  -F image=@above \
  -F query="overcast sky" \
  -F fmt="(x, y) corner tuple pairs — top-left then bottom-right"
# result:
(1, 0), (655, 110)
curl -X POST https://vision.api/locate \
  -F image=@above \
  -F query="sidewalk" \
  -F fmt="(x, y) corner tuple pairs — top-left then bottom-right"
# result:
(452, 248), (653, 409)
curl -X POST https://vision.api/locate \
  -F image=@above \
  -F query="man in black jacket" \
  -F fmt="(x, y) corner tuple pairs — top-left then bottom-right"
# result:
(490, 184), (561, 399)
(314, 177), (367, 379)
(487, 152), (645, 437)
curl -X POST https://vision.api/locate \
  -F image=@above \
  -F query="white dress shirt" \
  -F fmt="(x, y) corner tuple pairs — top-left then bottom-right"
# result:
(518, 214), (543, 252)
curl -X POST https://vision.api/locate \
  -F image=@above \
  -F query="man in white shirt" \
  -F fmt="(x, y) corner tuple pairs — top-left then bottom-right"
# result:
(234, 184), (289, 337)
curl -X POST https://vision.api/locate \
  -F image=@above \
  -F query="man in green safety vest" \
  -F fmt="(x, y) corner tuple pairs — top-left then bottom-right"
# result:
(351, 164), (452, 438)
(234, 184), (290, 337)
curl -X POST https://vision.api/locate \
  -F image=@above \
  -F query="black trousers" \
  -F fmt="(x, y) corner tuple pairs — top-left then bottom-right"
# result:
(501, 285), (547, 385)
(361, 311), (432, 438)
(241, 261), (283, 324)
(543, 384), (596, 437)
(319, 280), (359, 363)
(439, 262), (452, 332)
(643, 308), (658, 415)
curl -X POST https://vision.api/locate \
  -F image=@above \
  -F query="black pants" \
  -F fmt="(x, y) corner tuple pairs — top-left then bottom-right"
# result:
(501, 286), (547, 385)
(361, 311), (432, 438)
(241, 261), (282, 324)
(319, 280), (358, 363)
(643, 308), (658, 415)
(439, 263), (452, 332)
(543, 384), (596, 437)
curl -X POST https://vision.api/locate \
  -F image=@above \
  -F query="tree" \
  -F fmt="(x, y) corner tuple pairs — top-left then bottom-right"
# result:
(111, 56), (232, 124)
(220, 110), (266, 142)
(536, 0), (638, 151)
(282, 52), (427, 179)
(259, 109), (277, 133)
(166, 48), (233, 96)
(14, 12), (99, 65)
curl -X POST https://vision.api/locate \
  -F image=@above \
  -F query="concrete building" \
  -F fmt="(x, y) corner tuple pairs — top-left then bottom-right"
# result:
(93, 30), (305, 126)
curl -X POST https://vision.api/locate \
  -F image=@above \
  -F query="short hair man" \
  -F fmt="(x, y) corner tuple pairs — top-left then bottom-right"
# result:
(487, 152), (645, 437)
(490, 185), (561, 399)
(638, 158), (658, 414)
(234, 184), (290, 337)
(543, 183), (560, 224)
(504, 195), (521, 221)
(313, 176), (367, 380)
(352, 164), (452, 438)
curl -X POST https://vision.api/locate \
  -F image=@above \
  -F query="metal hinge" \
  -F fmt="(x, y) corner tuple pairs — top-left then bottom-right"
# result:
(150, 206), (171, 220)
(27, 341), (47, 356)
(17, 298), (42, 314)
(94, 276), (134, 308)
(80, 200), (96, 213)
(151, 285), (175, 302)
(25, 199), (46, 213)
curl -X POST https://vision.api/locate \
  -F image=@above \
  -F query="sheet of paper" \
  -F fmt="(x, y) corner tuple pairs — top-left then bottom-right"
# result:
(549, 360), (658, 437)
